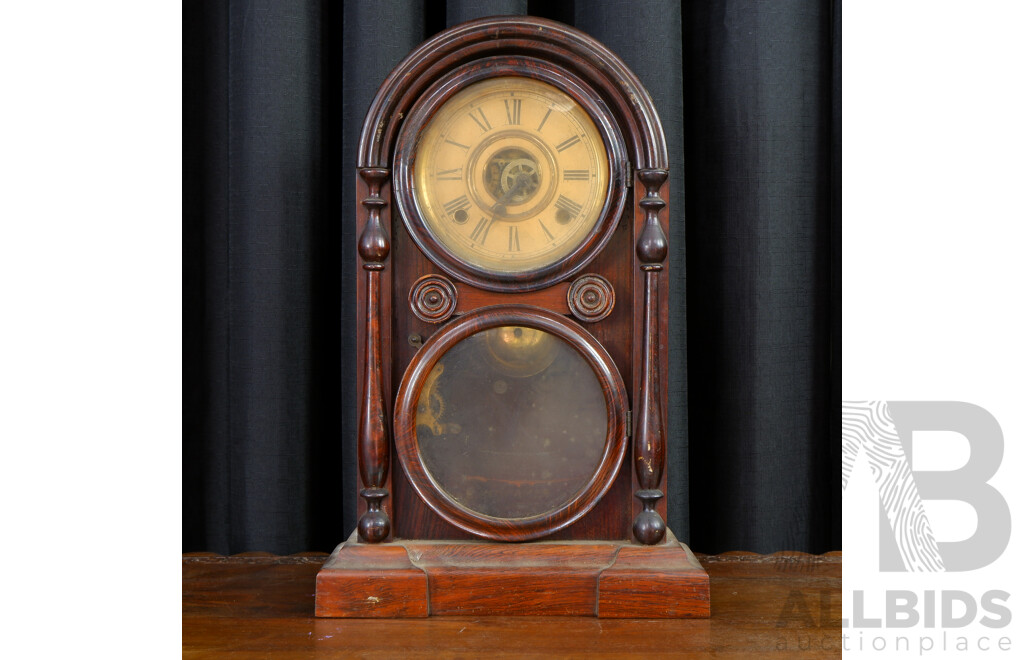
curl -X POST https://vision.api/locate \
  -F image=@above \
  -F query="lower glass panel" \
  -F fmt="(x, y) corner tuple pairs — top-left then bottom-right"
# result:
(415, 325), (607, 519)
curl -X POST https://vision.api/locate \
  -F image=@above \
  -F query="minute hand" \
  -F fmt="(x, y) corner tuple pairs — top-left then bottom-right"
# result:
(489, 173), (530, 218)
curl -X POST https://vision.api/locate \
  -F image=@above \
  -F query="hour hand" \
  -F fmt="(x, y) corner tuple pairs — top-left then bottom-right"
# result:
(490, 173), (529, 217)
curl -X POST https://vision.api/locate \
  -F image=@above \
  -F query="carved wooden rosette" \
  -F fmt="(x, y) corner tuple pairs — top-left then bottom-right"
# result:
(633, 169), (669, 545)
(357, 167), (392, 543)
(567, 274), (615, 322)
(409, 274), (457, 323)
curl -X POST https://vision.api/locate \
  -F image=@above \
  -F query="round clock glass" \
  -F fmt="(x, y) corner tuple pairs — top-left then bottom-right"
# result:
(415, 324), (607, 519)
(411, 76), (610, 275)
(393, 306), (629, 541)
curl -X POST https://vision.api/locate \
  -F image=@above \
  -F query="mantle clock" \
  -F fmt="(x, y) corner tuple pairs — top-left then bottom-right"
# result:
(315, 16), (710, 618)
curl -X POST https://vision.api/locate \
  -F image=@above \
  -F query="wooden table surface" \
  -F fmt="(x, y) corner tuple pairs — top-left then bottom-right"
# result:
(183, 551), (841, 659)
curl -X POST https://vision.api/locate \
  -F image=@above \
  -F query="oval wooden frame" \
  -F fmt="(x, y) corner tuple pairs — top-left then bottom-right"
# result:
(393, 305), (629, 541)
(393, 56), (629, 292)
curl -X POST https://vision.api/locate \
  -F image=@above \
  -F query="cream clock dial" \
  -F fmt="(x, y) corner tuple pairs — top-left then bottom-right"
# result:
(412, 77), (610, 274)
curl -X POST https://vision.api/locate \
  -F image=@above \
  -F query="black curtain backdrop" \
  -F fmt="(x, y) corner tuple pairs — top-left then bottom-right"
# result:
(183, 0), (841, 555)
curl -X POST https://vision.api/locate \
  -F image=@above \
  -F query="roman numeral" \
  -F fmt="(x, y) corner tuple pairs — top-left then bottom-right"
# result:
(504, 98), (522, 125)
(436, 168), (462, 181)
(469, 217), (493, 243)
(537, 108), (553, 131)
(537, 219), (554, 241)
(563, 169), (589, 181)
(469, 108), (491, 133)
(508, 226), (520, 252)
(445, 138), (470, 150)
(555, 135), (581, 152)
(443, 195), (470, 215)
(555, 195), (582, 219)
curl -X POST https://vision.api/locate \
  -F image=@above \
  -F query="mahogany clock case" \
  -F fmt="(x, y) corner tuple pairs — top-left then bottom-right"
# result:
(357, 16), (671, 543)
(316, 16), (710, 618)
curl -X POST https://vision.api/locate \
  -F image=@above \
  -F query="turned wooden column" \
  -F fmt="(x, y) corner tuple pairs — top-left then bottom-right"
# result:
(632, 168), (668, 545)
(357, 167), (391, 543)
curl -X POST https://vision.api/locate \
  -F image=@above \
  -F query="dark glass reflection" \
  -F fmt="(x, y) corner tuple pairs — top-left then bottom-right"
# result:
(416, 326), (607, 519)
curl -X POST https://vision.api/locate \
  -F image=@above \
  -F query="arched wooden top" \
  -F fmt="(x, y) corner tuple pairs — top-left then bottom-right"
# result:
(358, 16), (667, 171)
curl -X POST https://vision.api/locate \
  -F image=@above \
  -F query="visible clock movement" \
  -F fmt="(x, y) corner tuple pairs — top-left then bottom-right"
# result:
(316, 16), (710, 618)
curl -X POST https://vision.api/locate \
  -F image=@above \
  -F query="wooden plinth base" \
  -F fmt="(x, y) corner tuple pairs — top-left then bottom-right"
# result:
(315, 530), (709, 618)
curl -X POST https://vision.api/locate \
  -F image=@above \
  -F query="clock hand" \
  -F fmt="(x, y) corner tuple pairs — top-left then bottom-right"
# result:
(490, 172), (531, 218)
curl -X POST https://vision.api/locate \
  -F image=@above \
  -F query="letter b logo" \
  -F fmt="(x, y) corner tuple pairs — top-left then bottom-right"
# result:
(842, 401), (1010, 572)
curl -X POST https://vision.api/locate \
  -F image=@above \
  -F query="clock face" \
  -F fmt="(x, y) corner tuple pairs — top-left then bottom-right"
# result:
(411, 77), (610, 274)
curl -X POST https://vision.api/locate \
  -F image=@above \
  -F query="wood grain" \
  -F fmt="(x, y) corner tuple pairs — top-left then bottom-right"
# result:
(598, 537), (709, 618)
(315, 542), (428, 618)
(631, 169), (669, 545)
(185, 552), (842, 658)
(348, 15), (680, 565)
(314, 531), (707, 618)
(377, 17), (656, 544)
(356, 167), (393, 543)
(358, 17), (667, 171)
(454, 280), (569, 315)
